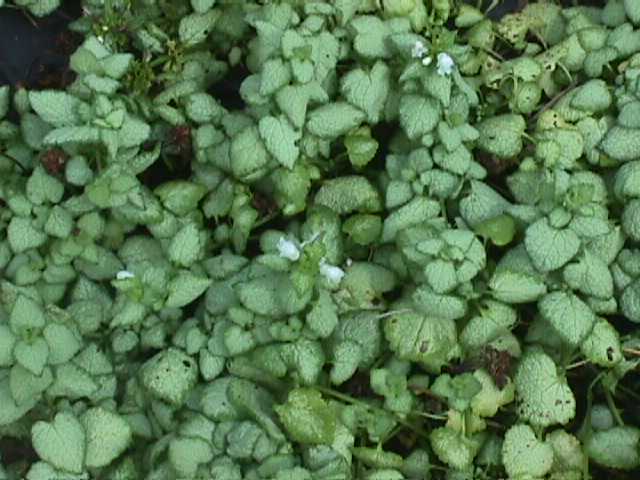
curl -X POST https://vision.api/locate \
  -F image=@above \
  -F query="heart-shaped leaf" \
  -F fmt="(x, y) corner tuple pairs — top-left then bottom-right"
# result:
(14, 337), (49, 376)
(525, 217), (580, 272)
(32, 412), (86, 473)
(340, 61), (390, 123)
(514, 349), (575, 427)
(81, 407), (132, 468)
(503, 424), (554, 478)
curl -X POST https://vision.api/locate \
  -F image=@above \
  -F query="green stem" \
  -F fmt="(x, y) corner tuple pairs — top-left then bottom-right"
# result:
(604, 387), (625, 427)
(315, 386), (432, 440)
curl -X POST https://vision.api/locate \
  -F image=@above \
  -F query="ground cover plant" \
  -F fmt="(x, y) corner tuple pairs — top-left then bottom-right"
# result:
(1, 0), (640, 478)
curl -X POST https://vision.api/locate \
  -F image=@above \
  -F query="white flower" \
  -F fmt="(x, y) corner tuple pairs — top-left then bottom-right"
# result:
(277, 237), (301, 261)
(116, 270), (135, 280)
(421, 56), (433, 66)
(437, 52), (455, 76)
(411, 40), (428, 59)
(319, 259), (345, 285)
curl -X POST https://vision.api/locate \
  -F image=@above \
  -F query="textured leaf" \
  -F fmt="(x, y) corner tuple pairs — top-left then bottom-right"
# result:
(81, 407), (132, 468)
(384, 311), (458, 372)
(29, 91), (83, 127)
(31, 412), (86, 473)
(307, 102), (365, 138)
(259, 115), (300, 169)
(502, 424), (554, 479)
(399, 94), (441, 140)
(489, 270), (547, 304)
(275, 388), (336, 444)
(340, 61), (390, 123)
(314, 176), (381, 214)
(179, 10), (220, 46)
(538, 291), (596, 346)
(514, 349), (575, 427)
(585, 426), (640, 470)
(166, 271), (212, 308)
(525, 218), (581, 272)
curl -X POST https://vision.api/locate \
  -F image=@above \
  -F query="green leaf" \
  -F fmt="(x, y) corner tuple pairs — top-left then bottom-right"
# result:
(185, 93), (224, 124)
(314, 175), (382, 214)
(471, 369), (515, 417)
(81, 407), (132, 468)
(191, 0), (216, 13)
(345, 126), (379, 168)
(384, 310), (458, 373)
(140, 348), (198, 407)
(307, 102), (366, 139)
(10, 294), (46, 334)
(352, 447), (403, 469)
(169, 436), (214, 477)
(382, 197), (441, 242)
(260, 58), (292, 97)
(489, 270), (547, 304)
(474, 214), (516, 246)
(600, 126), (640, 161)
(340, 61), (390, 123)
(581, 319), (623, 367)
(431, 372), (482, 411)
(29, 90), (83, 127)
(342, 214), (382, 245)
(43, 323), (82, 365)
(330, 341), (363, 385)
(27, 166), (64, 205)
(570, 79), (612, 112)
(276, 82), (328, 129)
(101, 53), (134, 79)
(168, 223), (204, 267)
(399, 94), (441, 140)
(179, 10), (220, 46)
(502, 424), (554, 479)
(166, 271), (212, 308)
(586, 426), (640, 470)
(460, 299), (517, 350)
(9, 364), (53, 405)
(13, 337), (49, 375)
(44, 206), (74, 239)
(624, 0), (640, 25)
(350, 15), (393, 59)
(258, 115), (300, 169)
(230, 125), (270, 182)
(476, 114), (526, 159)
(0, 377), (38, 425)
(236, 273), (312, 317)
(31, 412), (86, 474)
(275, 388), (336, 445)
(118, 115), (151, 149)
(538, 291), (596, 346)
(43, 126), (101, 146)
(563, 251), (613, 299)
(429, 427), (480, 470)
(514, 348), (575, 427)
(306, 289), (338, 338)
(525, 217), (581, 272)
(155, 181), (207, 216)
(7, 217), (48, 253)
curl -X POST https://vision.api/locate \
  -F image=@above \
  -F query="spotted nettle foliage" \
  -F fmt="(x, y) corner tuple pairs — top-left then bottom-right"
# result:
(2, 0), (640, 479)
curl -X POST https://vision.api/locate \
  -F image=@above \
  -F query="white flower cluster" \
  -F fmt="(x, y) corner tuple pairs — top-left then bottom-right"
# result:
(277, 234), (345, 285)
(411, 40), (432, 66)
(411, 40), (455, 76)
